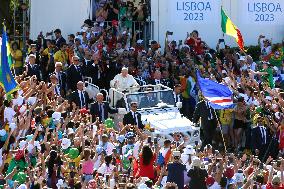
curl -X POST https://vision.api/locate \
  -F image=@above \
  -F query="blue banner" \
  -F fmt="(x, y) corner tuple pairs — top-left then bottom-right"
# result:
(0, 26), (18, 94)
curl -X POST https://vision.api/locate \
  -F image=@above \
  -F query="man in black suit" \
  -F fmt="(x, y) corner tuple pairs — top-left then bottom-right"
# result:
(173, 84), (184, 114)
(173, 84), (183, 104)
(149, 70), (162, 85)
(51, 62), (67, 97)
(49, 74), (62, 96)
(26, 44), (40, 65)
(81, 48), (93, 77)
(83, 54), (101, 87)
(134, 68), (147, 86)
(139, 88), (158, 108)
(251, 116), (267, 159)
(160, 84), (183, 106)
(69, 81), (91, 109)
(193, 99), (217, 149)
(54, 29), (66, 49)
(161, 70), (174, 89)
(90, 93), (118, 122)
(66, 56), (83, 92)
(123, 102), (144, 129)
(25, 54), (41, 80)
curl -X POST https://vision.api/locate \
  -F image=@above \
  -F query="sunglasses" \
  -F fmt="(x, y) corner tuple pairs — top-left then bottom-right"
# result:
(73, 59), (79, 62)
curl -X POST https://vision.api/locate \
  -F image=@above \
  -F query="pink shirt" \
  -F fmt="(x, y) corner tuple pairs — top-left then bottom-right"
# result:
(82, 160), (94, 174)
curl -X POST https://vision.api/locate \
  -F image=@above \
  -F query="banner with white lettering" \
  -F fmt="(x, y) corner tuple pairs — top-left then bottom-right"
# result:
(170, 0), (221, 24)
(241, 0), (284, 24)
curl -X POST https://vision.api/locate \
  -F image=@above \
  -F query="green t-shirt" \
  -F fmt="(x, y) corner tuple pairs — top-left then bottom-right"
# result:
(261, 67), (274, 88)
(269, 48), (284, 67)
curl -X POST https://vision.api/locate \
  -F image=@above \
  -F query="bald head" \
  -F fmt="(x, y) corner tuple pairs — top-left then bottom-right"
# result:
(77, 81), (84, 91)
(96, 93), (104, 103)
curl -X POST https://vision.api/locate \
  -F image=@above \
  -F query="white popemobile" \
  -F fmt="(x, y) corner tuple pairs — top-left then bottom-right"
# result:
(85, 78), (200, 145)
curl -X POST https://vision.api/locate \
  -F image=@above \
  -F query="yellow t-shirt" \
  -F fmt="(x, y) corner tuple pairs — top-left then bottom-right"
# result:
(54, 50), (68, 65)
(11, 49), (23, 68)
(219, 109), (233, 126)
(42, 48), (52, 59)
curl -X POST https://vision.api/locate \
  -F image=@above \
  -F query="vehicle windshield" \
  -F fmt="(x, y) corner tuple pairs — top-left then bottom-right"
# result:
(126, 90), (175, 109)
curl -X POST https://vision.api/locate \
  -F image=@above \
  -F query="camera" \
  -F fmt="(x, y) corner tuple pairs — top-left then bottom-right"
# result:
(167, 31), (173, 35)
(147, 136), (152, 144)
(46, 31), (53, 37)
(154, 137), (158, 145)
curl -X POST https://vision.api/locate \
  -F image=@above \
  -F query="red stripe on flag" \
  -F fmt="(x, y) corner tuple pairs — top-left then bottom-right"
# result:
(236, 29), (245, 51)
(211, 99), (232, 103)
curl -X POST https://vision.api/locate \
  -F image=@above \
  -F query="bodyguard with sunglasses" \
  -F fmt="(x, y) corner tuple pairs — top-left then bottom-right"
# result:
(123, 102), (144, 129)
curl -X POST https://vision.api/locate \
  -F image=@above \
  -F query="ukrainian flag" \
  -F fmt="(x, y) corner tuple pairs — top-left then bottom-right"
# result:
(0, 25), (18, 94)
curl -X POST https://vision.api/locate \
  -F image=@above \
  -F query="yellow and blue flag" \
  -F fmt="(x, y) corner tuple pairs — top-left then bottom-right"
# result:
(0, 25), (18, 94)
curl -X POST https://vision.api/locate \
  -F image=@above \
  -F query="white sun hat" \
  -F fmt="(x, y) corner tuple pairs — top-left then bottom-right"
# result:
(61, 138), (71, 150)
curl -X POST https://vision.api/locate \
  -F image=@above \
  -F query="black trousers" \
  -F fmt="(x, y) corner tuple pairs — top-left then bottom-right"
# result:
(201, 120), (217, 149)
(182, 96), (196, 121)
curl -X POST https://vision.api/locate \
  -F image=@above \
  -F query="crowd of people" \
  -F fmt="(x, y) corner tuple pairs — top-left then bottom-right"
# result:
(1, 1), (284, 187)
(92, 0), (150, 23)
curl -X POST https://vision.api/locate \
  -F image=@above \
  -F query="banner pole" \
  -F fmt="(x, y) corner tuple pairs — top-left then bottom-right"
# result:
(213, 108), (228, 154)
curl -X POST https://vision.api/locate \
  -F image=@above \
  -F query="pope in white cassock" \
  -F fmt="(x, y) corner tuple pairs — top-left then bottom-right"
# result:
(110, 67), (140, 92)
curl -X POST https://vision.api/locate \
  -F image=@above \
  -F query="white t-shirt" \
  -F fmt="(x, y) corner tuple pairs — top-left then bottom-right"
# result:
(97, 163), (114, 176)
(260, 40), (272, 56)
(250, 62), (257, 71)
(98, 141), (115, 156)
(94, 155), (102, 170)
(12, 96), (24, 107)
(4, 107), (16, 124)
(122, 142), (140, 159)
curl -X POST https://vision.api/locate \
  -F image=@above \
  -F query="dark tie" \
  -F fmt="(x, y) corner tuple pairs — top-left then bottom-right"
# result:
(260, 127), (266, 144)
(80, 92), (85, 107)
(133, 112), (137, 125)
(58, 73), (62, 86)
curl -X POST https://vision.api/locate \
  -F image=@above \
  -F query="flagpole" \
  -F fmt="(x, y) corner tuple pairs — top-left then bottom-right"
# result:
(196, 69), (229, 153)
(213, 108), (228, 154)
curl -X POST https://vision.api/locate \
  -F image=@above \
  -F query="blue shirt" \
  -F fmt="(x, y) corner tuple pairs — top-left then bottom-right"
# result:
(167, 162), (186, 189)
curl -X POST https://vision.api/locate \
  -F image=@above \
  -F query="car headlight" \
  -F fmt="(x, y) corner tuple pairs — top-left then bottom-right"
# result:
(193, 130), (199, 137)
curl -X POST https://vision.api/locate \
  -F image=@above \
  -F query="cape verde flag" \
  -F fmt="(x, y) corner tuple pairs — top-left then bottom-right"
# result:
(196, 70), (234, 109)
